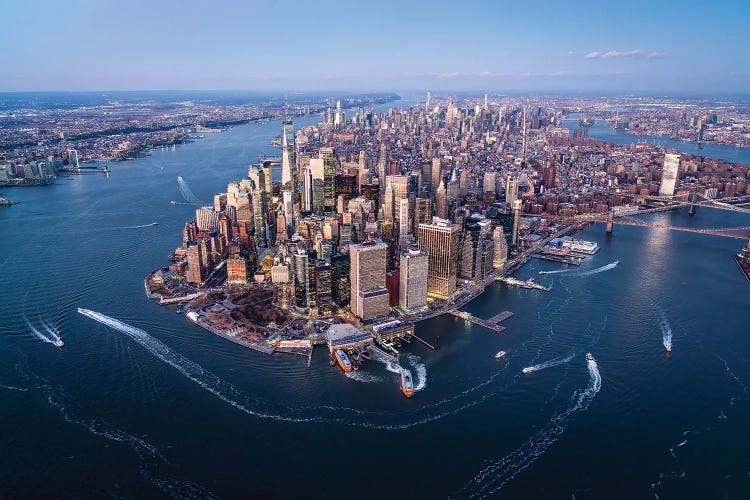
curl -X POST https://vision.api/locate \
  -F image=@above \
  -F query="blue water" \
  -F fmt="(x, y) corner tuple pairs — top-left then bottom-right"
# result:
(568, 114), (750, 165)
(1, 95), (750, 498)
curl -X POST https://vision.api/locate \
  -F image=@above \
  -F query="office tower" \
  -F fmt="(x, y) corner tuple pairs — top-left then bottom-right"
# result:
(542, 164), (556, 189)
(512, 199), (522, 245)
(292, 248), (309, 309)
(383, 181), (395, 221)
(484, 93), (488, 112)
(460, 215), (494, 280)
(447, 169), (459, 207)
(493, 226), (508, 268)
(186, 242), (205, 284)
(271, 260), (291, 283)
(418, 218), (459, 299)
(283, 191), (294, 235)
(302, 167), (313, 212)
(358, 150), (368, 189)
(226, 257), (249, 284)
(483, 172), (497, 195)
(334, 174), (357, 201)
(399, 249), (428, 311)
(67, 150), (80, 170)
(436, 180), (447, 219)
(378, 143), (387, 193)
(349, 241), (389, 320)
(213, 193), (227, 212)
(320, 147), (336, 213)
(398, 198), (410, 238)
(413, 197), (432, 234)
(385, 174), (409, 202)
(331, 253), (351, 307)
(315, 260), (333, 313)
(426, 90), (431, 110)
(196, 207), (220, 232)
(506, 177), (519, 204)
(281, 119), (295, 186)
(305, 250), (318, 309)
(235, 191), (253, 231)
(659, 152), (680, 196)
(334, 100), (342, 127)
(431, 157), (442, 194)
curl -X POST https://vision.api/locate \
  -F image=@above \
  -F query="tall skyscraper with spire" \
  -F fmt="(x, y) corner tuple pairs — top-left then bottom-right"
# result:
(280, 112), (297, 231)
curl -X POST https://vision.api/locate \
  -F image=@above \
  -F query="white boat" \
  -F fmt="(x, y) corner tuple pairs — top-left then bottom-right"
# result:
(53, 339), (64, 348)
(521, 367), (534, 374)
(495, 350), (507, 359)
(586, 352), (594, 361)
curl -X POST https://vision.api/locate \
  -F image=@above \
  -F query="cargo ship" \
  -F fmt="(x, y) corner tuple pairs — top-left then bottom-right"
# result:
(335, 349), (353, 372)
(400, 369), (414, 398)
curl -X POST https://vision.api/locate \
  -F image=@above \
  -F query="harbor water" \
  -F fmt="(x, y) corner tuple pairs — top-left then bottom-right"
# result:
(2, 104), (750, 498)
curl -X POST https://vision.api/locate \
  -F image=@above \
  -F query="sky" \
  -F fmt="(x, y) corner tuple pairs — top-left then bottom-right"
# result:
(2, 0), (749, 94)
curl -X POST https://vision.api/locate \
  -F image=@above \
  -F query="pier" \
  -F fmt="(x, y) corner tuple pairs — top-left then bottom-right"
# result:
(449, 311), (507, 334)
(532, 254), (581, 266)
(411, 334), (436, 350)
(487, 311), (515, 324)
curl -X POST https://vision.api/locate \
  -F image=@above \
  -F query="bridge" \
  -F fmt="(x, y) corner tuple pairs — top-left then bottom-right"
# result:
(559, 193), (750, 243)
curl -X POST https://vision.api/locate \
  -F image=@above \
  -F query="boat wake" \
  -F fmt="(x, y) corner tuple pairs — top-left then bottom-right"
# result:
(575, 261), (619, 277)
(459, 357), (602, 498)
(78, 308), (509, 430)
(24, 316), (64, 347)
(654, 306), (673, 351)
(372, 350), (428, 392)
(345, 371), (383, 384)
(177, 176), (203, 206)
(116, 222), (159, 230)
(521, 353), (575, 374)
(538, 268), (576, 275)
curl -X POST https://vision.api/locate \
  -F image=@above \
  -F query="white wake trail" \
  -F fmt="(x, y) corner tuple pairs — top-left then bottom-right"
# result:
(371, 349), (428, 392)
(39, 319), (63, 344)
(521, 353), (575, 374)
(575, 261), (619, 277)
(24, 316), (55, 346)
(461, 357), (602, 498)
(177, 176), (203, 206)
(654, 306), (673, 351)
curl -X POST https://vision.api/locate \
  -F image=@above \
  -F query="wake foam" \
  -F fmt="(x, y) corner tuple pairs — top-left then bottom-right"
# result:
(460, 356), (601, 498)
(654, 306), (672, 351)
(521, 353), (575, 374)
(177, 176), (203, 206)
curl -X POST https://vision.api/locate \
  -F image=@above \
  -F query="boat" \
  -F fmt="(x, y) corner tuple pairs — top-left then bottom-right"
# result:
(149, 222), (159, 226)
(400, 369), (414, 398)
(334, 349), (352, 372)
(521, 367), (535, 374)
(53, 339), (64, 348)
(495, 350), (507, 359)
(666, 346), (672, 353)
(586, 352), (594, 361)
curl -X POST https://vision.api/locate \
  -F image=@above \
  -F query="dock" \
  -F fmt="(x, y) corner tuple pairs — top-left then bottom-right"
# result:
(496, 276), (551, 292)
(532, 254), (581, 266)
(487, 311), (514, 324)
(449, 310), (507, 334)
(411, 334), (435, 350)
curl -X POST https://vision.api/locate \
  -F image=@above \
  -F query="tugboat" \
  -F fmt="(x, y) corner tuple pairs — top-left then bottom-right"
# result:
(334, 349), (352, 372)
(400, 369), (414, 398)
(495, 350), (507, 359)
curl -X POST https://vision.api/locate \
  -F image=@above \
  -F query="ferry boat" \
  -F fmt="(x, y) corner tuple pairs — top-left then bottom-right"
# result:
(400, 369), (414, 398)
(521, 367), (535, 374)
(334, 349), (353, 372)
(586, 352), (594, 362)
(495, 350), (507, 359)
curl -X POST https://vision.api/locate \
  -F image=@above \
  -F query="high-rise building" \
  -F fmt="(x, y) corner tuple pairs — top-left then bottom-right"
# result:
(196, 207), (220, 232)
(436, 180), (447, 219)
(67, 150), (80, 170)
(418, 218), (459, 299)
(320, 147), (336, 213)
(542, 164), (556, 189)
(292, 248), (308, 309)
(483, 172), (497, 194)
(506, 177), (519, 204)
(358, 150), (368, 189)
(460, 215), (494, 280)
(315, 260), (332, 313)
(493, 226), (508, 268)
(331, 253), (351, 307)
(413, 197), (432, 234)
(512, 199), (522, 245)
(431, 157), (442, 194)
(350, 241), (389, 321)
(281, 119), (295, 187)
(399, 248), (428, 311)
(659, 152), (680, 196)
(186, 242), (205, 284)
(398, 198), (410, 238)
(377, 143), (387, 193)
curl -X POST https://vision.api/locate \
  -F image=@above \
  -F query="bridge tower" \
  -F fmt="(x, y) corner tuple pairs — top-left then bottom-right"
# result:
(606, 209), (614, 234)
(688, 191), (697, 216)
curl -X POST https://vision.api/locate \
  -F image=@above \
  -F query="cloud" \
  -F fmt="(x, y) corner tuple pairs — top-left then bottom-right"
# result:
(585, 49), (669, 60)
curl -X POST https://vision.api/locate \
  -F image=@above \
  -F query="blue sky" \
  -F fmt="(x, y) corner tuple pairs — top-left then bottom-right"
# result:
(2, 0), (749, 93)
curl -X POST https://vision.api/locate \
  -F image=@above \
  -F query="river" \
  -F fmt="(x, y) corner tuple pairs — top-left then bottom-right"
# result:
(1, 96), (749, 498)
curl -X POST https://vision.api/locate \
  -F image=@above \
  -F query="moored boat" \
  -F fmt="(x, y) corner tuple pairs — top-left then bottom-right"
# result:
(335, 349), (352, 372)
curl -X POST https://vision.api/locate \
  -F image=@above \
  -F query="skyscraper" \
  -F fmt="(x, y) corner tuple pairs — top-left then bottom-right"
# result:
(431, 157), (442, 194)
(436, 180), (447, 219)
(418, 218), (459, 299)
(399, 248), (428, 311)
(506, 177), (519, 204)
(493, 226), (508, 268)
(659, 152), (680, 196)
(320, 147), (336, 213)
(350, 241), (389, 321)
(378, 143), (387, 193)
(358, 150), (368, 189)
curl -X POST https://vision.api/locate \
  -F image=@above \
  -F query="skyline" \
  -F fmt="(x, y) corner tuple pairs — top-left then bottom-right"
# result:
(2, 0), (749, 94)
